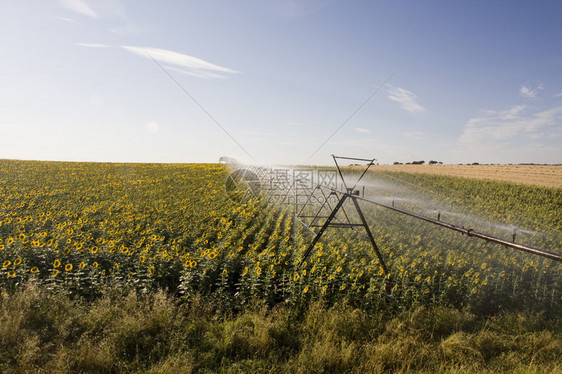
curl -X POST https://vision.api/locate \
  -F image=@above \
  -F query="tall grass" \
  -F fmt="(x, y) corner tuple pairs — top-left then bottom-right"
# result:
(1, 282), (560, 373)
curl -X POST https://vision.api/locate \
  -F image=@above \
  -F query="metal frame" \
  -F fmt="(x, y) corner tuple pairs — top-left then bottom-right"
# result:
(297, 155), (391, 276)
(294, 155), (562, 271)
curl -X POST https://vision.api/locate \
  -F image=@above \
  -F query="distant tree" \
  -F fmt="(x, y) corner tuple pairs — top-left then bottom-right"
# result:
(429, 160), (439, 165)
(412, 160), (425, 165)
(393, 162), (403, 165)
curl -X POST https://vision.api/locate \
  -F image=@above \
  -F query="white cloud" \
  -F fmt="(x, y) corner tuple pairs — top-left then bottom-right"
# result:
(163, 65), (226, 80)
(121, 46), (239, 79)
(454, 104), (562, 163)
(555, 93), (562, 98)
(459, 104), (562, 145)
(355, 127), (370, 133)
(519, 83), (544, 98)
(54, 16), (76, 23)
(387, 85), (426, 113)
(59, 0), (98, 18)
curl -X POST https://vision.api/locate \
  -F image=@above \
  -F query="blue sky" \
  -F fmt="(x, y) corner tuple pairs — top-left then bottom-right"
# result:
(1, 0), (561, 165)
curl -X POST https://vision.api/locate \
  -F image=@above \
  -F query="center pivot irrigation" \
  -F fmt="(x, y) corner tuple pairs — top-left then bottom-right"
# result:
(223, 155), (562, 280)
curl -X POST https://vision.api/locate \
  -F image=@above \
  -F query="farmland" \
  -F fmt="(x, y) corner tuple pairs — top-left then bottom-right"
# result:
(368, 164), (562, 189)
(0, 159), (561, 373)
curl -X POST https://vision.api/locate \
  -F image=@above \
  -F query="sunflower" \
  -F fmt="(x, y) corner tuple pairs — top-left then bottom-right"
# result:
(2, 260), (11, 268)
(53, 259), (61, 268)
(30, 267), (39, 273)
(65, 263), (72, 271)
(8, 270), (16, 278)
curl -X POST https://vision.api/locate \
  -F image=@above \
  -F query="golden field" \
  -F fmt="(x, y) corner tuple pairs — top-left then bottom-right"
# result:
(369, 164), (562, 189)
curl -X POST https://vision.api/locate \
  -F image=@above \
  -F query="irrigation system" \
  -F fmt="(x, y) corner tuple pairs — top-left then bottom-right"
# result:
(223, 155), (562, 280)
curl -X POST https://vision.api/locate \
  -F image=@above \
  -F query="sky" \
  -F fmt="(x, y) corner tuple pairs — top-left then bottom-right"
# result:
(1, 0), (562, 166)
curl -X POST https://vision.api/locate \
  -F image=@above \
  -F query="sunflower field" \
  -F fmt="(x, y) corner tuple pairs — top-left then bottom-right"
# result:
(1, 159), (560, 316)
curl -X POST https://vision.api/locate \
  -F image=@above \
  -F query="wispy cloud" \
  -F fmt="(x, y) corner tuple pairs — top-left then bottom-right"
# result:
(121, 46), (239, 79)
(519, 83), (544, 98)
(387, 85), (426, 113)
(454, 104), (562, 163)
(75, 44), (237, 79)
(54, 15), (76, 23)
(355, 127), (371, 133)
(459, 104), (562, 145)
(163, 66), (227, 80)
(59, 0), (127, 19)
(59, 0), (98, 18)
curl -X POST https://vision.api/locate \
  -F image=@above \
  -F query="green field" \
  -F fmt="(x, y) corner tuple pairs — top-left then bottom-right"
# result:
(0, 160), (560, 373)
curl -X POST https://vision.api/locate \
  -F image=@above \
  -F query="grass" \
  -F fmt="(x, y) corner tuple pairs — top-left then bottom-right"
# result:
(0, 282), (560, 373)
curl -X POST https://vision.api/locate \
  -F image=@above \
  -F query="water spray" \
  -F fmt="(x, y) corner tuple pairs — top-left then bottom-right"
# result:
(224, 155), (562, 274)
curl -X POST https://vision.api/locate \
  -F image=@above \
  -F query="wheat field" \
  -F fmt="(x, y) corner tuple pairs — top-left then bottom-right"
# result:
(363, 164), (562, 188)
